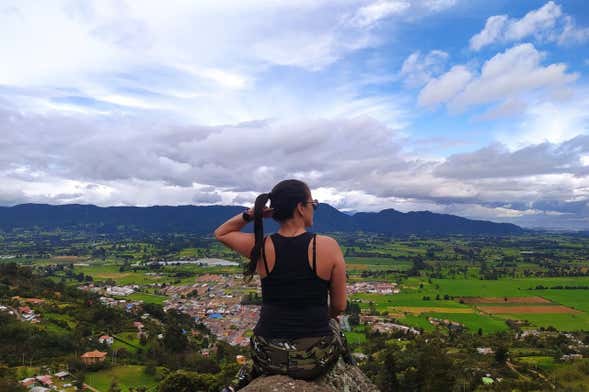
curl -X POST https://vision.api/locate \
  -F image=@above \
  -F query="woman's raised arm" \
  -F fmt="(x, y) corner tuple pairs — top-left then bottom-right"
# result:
(214, 210), (255, 258)
(214, 207), (274, 258)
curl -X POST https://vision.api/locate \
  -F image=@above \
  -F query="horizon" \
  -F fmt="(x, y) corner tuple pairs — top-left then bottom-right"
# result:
(2, 1), (589, 230)
(0, 202), (542, 231)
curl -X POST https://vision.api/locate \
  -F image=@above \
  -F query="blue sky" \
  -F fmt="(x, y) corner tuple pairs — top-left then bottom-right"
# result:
(1, 0), (589, 229)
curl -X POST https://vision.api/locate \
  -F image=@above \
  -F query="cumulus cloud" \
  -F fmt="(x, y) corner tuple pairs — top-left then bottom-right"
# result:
(2, 101), (589, 228)
(495, 89), (589, 147)
(419, 43), (577, 111)
(2, 0), (589, 230)
(0, 0), (457, 91)
(347, 0), (456, 28)
(348, 0), (411, 28)
(469, 1), (589, 51)
(435, 135), (589, 180)
(417, 65), (472, 107)
(400, 50), (449, 87)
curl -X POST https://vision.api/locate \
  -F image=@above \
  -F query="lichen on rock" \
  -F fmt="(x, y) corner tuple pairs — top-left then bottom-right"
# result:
(239, 358), (380, 392)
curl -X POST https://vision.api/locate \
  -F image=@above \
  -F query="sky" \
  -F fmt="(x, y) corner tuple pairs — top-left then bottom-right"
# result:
(1, 0), (589, 230)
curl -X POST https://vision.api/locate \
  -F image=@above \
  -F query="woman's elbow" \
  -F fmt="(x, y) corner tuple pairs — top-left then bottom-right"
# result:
(213, 228), (224, 242)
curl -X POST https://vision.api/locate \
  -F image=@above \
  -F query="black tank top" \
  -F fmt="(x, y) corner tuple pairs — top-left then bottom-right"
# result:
(253, 232), (331, 339)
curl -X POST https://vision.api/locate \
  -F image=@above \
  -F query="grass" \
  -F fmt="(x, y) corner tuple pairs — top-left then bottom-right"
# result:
(112, 332), (142, 353)
(433, 277), (589, 297)
(535, 290), (589, 313)
(548, 359), (589, 391)
(398, 314), (435, 332)
(352, 276), (589, 333)
(516, 356), (556, 370)
(345, 257), (412, 270)
(126, 292), (167, 305)
(423, 312), (509, 333)
(346, 325), (367, 344)
(493, 312), (589, 331)
(85, 365), (159, 392)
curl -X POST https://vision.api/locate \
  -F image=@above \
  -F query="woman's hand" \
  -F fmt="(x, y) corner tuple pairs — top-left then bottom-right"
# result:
(214, 206), (274, 258)
(245, 207), (274, 219)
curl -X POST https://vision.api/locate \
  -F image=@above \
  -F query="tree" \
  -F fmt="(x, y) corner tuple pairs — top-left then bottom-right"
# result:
(495, 345), (509, 364)
(376, 348), (399, 392)
(158, 370), (219, 392)
(163, 323), (188, 353)
(108, 379), (122, 392)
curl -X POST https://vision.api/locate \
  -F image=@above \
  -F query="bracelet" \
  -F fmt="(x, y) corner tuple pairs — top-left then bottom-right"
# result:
(242, 211), (253, 222)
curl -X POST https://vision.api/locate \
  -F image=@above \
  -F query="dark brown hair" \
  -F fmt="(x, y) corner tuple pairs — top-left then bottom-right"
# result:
(245, 179), (310, 281)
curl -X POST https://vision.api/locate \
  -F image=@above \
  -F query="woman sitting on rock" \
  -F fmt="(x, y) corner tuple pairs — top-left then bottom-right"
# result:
(214, 179), (350, 389)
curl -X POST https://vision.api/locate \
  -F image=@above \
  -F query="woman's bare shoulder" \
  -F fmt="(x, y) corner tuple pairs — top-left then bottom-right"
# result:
(315, 234), (341, 251)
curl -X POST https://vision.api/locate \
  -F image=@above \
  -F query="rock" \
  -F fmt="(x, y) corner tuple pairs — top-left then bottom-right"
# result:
(238, 375), (333, 392)
(239, 359), (380, 392)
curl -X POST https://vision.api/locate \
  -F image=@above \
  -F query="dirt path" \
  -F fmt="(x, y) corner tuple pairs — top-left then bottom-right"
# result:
(527, 368), (556, 390)
(506, 360), (556, 390)
(84, 383), (101, 392)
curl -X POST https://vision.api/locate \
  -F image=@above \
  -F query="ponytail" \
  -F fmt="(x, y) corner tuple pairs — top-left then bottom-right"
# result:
(245, 192), (271, 281)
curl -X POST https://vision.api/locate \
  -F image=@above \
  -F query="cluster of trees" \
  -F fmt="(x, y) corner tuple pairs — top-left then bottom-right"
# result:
(359, 330), (555, 392)
(0, 263), (246, 391)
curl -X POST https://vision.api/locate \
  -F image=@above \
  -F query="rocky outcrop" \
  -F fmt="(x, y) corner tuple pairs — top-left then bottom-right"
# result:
(239, 359), (380, 392)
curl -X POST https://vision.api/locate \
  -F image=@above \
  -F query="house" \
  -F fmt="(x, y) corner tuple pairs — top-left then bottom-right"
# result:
(55, 371), (70, 380)
(80, 350), (107, 365)
(98, 335), (114, 345)
(25, 298), (45, 305)
(35, 375), (53, 387)
(18, 306), (32, 314)
(561, 354), (583, 361)
(476, 347), (494, 355)
(20, 377), (37, 388)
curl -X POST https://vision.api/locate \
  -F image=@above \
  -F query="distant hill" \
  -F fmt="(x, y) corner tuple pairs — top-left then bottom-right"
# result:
(0, 203), (524, 236)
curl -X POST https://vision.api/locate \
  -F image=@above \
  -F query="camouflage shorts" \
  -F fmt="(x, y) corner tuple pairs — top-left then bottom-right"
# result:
(249, 319), (343, 380)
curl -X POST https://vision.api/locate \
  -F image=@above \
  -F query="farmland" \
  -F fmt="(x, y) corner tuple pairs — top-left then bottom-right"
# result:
(2, 230), (589, 391)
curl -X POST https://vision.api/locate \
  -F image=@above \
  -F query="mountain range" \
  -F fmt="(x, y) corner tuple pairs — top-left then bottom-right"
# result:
(0, 203), (524, 236)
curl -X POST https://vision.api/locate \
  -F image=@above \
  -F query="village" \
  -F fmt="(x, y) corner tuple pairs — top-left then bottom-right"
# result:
(73, 273), (404, 347)
(11, 264), (589, 392)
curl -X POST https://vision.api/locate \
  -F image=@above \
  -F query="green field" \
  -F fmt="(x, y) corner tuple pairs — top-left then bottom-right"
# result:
(346, 325), (368, 344)
(126, 292), (167, 305)
(424, 312), (509, 333)
(535, 289), (589, 313)
(112, 332), (143, 353)
(516, 356), (556, 370)
(85, 365), (160, 392)
(351, 276), (589, 332)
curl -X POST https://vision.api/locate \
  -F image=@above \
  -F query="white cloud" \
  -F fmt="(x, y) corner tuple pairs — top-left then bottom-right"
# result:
(469, 1), (589, 50)
(559, 15), (589, 45)
(0, 0), (458, 128)
(502, 92), (589, 147)
(2, 102), (589, 228)
(419, 44), (577, 112)
(349, 0), (411, 28)
(400, 50), (449, 87)
(418, 65), (472, 107)
(470, 15), (509, 51)
(435, 136), (589, 180)
(504, 1), (561, 41)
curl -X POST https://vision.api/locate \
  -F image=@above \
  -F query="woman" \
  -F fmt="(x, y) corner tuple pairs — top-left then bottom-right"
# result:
(214, 179), (348, 387)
